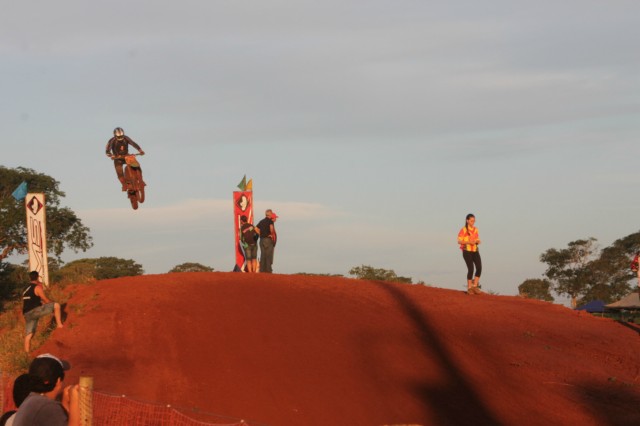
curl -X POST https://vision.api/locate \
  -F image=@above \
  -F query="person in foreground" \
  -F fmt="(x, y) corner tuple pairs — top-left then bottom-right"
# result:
(0, 373), (39, 426)
(22, 271), (64, 352)
(13, 354), (80, 426)
(458, 213), (482, 294)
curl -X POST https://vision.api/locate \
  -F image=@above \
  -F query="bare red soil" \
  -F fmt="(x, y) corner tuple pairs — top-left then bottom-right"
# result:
(29, 273), (640, 425)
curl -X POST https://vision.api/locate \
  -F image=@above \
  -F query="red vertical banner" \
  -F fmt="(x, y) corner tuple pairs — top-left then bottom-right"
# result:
(233, 191), (253, 271)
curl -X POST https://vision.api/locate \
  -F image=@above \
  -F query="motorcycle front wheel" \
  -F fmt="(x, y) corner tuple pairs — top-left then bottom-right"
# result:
(124, 167), (139, 210)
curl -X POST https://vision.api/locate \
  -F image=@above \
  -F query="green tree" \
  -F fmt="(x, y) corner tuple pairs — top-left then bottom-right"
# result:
(348, 265), (413, 283)
(0, 262), (28, 303)
(58, 259), (98, 284)
(518, 278), (554, 302)
(169, 262), (214, 273)
(94, 257), (143, 279)
(531, 231), (640, 307)
(579, 231), (640, 304)
(46, 258), (64, 284)
(61, 257), (143, 281)
(540, 238), (598, 308)
(0, 166), (93, 261)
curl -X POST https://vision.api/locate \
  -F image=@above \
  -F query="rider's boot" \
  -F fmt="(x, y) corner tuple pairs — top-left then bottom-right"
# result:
(118, 177), (127, 191)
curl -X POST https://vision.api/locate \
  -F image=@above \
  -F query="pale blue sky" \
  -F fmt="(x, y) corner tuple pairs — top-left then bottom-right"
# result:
(2, 1), (639, 299)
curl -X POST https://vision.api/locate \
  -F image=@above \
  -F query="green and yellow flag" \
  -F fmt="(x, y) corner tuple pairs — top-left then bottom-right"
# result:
(237, 175), (247, 191)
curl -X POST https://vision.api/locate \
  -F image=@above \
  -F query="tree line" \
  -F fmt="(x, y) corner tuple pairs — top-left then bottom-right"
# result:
(519, 232), (640, 307)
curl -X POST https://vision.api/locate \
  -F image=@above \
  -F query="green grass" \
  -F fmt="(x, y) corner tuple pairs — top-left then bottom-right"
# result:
(0, 283), (76, 375)
(0, 301), (30, 374)
(0, 302), (61, 374)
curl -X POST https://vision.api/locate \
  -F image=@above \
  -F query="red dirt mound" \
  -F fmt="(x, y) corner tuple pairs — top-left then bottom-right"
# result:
(31, 273), (640, 425)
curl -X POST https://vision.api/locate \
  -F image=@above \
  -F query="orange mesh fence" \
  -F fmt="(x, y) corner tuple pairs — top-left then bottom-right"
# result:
(89, 391), (250, 426)
(2, 373), (253, 426)
(1, 372), (16, 412)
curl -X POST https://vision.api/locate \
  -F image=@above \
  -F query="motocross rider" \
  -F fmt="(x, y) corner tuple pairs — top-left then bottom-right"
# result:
(105, 127), (145, 191)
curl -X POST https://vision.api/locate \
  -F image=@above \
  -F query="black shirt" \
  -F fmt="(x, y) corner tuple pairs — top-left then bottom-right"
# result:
(256, 217), (274, 239)
(22, 284), (41, 314)
(105, 136), (142, 156)
(241, 223), (258, 246)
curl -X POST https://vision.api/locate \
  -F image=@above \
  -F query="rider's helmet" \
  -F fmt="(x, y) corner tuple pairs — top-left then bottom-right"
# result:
(114, 127), (125, 139)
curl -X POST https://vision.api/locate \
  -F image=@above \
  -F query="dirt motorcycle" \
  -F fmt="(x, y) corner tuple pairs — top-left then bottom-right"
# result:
(110, 153), (146, 210)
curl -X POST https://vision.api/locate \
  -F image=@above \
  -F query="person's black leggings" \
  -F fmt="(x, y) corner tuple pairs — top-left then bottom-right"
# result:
(462, 250), (482, 280)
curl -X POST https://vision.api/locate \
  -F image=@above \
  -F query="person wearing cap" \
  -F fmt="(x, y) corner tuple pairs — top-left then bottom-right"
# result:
(240, 215), (259, 273)
(256, 209), (278, 273)
(22, 271), (64, 353)
(13, 354), (80, 426)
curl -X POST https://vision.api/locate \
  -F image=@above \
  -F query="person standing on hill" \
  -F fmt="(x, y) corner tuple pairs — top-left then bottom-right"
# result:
(632, 251), (640, 289)
(256, 209), (278, 273)
(22, 271), (64, 353)
(458, 213), (482, 294)
(240, 215), (259, 273)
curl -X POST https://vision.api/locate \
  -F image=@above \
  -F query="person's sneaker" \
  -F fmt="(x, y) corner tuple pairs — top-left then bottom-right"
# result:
(472, 286), (482, 294)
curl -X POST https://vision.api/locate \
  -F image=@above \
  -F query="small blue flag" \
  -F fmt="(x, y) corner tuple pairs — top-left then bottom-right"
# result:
(11, 181), (28, 201)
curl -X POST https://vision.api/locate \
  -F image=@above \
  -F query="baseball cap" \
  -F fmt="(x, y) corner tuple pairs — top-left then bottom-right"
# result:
(29, 353), (71, 392)
(270, 212), (278, 219)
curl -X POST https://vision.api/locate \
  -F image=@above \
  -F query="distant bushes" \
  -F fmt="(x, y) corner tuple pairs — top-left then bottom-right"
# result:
(168, 262), (215, 273)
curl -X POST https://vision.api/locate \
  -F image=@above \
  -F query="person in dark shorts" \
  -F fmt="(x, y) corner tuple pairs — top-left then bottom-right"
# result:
(105, 127), (145, 191)
(240, 215), (259, 273)
(22, 271), (64, 353)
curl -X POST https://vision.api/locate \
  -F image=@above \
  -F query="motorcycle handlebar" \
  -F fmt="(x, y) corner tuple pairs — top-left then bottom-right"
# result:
(108, 153), (145, 160)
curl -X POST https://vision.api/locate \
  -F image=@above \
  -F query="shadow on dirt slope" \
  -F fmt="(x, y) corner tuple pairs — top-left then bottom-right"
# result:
(375, 281), (504, 426)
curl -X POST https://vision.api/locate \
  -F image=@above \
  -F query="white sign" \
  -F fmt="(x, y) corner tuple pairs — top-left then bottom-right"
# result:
(25, 193), (49, 287)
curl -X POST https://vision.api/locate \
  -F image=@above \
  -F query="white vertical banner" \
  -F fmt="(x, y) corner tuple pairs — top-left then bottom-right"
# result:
(25, 193), (49, 287)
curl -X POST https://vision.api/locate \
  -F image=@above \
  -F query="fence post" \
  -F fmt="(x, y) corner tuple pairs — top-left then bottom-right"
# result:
(79, 376), (94, 426)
